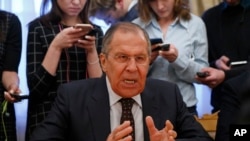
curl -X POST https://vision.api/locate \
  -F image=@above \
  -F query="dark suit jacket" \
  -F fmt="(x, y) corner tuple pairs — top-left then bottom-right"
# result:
(216, 70), (250, 141)
(120, 4), (138, 22)
(30, 76), (212, 141)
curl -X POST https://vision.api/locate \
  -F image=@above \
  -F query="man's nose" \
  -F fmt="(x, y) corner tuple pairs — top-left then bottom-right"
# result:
(126, 58), (138, 71)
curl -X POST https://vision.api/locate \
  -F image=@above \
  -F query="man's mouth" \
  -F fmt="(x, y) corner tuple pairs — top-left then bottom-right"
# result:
(124, 79), (136, 84)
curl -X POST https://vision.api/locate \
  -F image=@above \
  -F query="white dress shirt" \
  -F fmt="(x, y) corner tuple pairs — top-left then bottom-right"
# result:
(106, 76), (144, 141)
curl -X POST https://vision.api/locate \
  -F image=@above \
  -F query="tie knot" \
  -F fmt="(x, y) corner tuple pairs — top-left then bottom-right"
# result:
(119, 98), (134, 110)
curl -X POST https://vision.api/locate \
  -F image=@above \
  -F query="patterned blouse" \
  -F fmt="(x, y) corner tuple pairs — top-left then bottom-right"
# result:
(26, 20), (103, 136)
(0, 10), (22, 141)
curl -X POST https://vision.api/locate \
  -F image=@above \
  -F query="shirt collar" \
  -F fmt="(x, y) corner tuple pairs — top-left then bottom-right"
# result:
(173, 16), (189, 29)
(105, 76), (142, 107)
(128, 0), (138, 11)
(144, 15), (188, 30)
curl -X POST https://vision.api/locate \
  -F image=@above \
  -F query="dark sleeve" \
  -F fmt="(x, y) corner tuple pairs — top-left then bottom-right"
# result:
(216, 71), (250, 141)
(173, 85), (214, 141)
(201, 4), (222, 68)
(144, 79), (213, 141)
(3, 14), (22, 72)
(26, 21), (56, 100)
(29, 84), (69, 141)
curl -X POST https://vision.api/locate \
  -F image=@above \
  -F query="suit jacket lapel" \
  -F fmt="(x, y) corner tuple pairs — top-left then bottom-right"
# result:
(88, 76), (111, 141)
(141, 82), (160, 141)
(86, 77), (160, 141)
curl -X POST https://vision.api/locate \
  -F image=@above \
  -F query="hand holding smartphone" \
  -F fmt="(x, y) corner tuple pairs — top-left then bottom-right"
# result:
(74, 24), (93, 31)
(152, 43), (170, 52)
(196, 72), (209, 78)
(161, 44), (170, 51)
(10, 93), (29, 101)
(74, 24), (97, 36)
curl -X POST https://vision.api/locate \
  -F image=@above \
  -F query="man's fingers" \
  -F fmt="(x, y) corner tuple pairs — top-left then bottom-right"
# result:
(165, 120), (177, 139)
(118, 136), (132, 141)
(168, 135), (176, 141)
(165, 120), (173, 130)
(115, 121), (132, 138)
(107, 121), (133, 141)
(146, 116), (158, 134)
(168, 130), (177, 139)
(4, 91), (16, 103)
(146, 117), (177, 141)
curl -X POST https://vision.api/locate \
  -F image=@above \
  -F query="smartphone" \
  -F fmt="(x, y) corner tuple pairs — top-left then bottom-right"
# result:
(230, 60), (247, 68)
(161, 44), (170, 51)
(196, 72), (209, 78)
(10, 93), (29, 101)
(74, 24), (93, 32)
(150, 38), (163, 45)
(152, 46), (162, 52)
(87, 28), (98, 36)
(152, 43), (170, 52)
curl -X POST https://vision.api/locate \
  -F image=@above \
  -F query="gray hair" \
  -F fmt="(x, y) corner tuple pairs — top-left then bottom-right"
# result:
(101, 22), (151, 56)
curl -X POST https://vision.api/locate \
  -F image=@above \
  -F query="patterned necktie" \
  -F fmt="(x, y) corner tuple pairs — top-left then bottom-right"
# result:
(120, 98), (135, 140)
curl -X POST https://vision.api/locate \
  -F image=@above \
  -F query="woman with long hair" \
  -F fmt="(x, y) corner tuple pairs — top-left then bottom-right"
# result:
(26, 0), (103, 139)
(133, 0), (209, 115)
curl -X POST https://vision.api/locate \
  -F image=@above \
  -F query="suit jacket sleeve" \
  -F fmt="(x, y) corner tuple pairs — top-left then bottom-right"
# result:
(29, 77), (111, 141)
(143, 79), (213, 141)
(29, 83), (70, 141)
(174, 84), (213, 141)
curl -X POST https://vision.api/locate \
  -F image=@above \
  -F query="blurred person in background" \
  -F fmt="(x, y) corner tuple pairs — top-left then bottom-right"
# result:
(197, 0), (250, 140)
(89, 0), (138, 25)
(25, 0), (103, 140)
(201, 0), (250, 113)
(133, 0), (209, 116)
(0, 10), (22, 141)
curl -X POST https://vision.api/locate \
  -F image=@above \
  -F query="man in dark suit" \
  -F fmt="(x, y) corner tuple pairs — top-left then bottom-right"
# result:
(201, 0), (250, 113)
(215, 70), (250, 141)
(30, 22), (213, 141)
(196, 65), (250, 141)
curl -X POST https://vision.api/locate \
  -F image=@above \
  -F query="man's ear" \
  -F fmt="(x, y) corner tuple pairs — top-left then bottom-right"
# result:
(99, 53), (107, 72)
